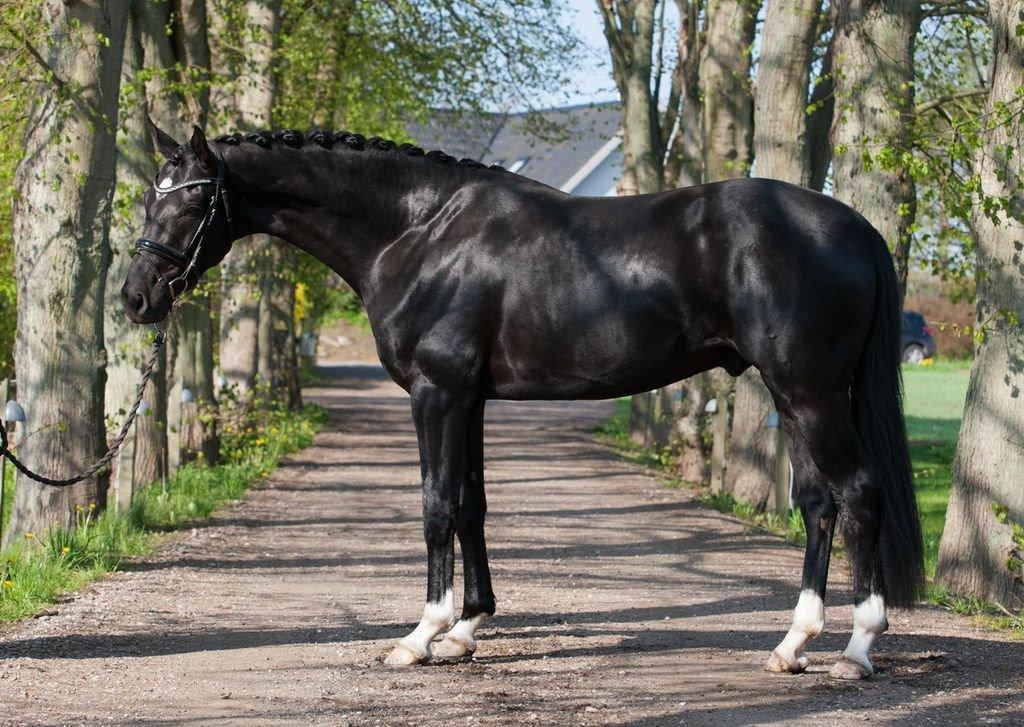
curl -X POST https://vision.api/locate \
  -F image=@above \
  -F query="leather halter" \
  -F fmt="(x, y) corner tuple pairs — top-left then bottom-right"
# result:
(135, 144), (233, 300)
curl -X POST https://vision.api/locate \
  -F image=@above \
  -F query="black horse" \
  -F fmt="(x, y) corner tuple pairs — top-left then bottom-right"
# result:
(122, 121), (924, 680)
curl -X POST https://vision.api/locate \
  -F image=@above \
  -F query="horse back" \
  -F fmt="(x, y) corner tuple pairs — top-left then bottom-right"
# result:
(366, 177), (879, 400)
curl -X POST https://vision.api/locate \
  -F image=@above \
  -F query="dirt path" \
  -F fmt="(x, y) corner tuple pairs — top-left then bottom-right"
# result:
(1, 363), (1022, 726)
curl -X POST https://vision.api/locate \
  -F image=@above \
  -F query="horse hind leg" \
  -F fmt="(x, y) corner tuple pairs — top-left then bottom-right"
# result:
(809, 411), (889, 680)
(770, 389), (888, 679)
(829, 468), (888, 680)
(765, 413), (837, 674)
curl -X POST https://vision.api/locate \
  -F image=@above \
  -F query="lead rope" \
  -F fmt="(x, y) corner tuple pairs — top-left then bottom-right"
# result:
(3, 144), (229, 488)
(0, 323), (169, 487)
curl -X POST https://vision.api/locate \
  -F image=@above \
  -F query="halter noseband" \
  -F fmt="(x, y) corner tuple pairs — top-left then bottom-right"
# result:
(135, 145), (233, 300)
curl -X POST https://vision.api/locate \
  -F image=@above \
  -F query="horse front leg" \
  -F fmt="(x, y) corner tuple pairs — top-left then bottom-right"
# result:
(433, 399), (495, 659)
(385, 381), (472, 666)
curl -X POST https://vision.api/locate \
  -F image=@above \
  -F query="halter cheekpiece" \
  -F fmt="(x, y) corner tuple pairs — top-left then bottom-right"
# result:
(135, 144), (233, 300)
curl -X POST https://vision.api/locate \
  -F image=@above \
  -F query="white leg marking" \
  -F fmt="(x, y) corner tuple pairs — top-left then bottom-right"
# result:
(384, 590), (455, 666)
(842, 594), (887, 672)
(433, 613), (488, 659)
(768, 589), (824, 673)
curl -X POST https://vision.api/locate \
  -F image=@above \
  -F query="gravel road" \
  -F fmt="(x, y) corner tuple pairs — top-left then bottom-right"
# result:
(1, 362), (1021, 725)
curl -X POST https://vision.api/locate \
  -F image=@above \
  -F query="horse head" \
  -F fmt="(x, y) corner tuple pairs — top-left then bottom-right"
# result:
(121, 119), (234, 324)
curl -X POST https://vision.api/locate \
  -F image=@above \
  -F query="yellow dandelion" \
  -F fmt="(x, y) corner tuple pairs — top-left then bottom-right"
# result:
(61, 546), (70, 554)
(24, 532), (34, 540)
(75, 504), (84, 513)
(2, 580), (12, 589)
(88, 502), (96, 510)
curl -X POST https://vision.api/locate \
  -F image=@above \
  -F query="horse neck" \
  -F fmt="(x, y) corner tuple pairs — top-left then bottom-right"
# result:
(220, 143), (462, 295)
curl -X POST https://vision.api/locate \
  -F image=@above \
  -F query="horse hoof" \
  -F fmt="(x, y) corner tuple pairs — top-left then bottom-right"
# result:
(765, 650), (807, 674)
(384, 643), (427, 666)
(432, 635), (475, 660)
(829, 656), (872, 680)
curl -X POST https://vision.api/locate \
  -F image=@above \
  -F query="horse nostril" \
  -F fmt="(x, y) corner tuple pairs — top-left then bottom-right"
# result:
(121, 284), (149, 317)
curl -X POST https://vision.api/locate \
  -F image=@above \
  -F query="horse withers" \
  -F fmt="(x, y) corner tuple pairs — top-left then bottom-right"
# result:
(121, 120), (924, 680)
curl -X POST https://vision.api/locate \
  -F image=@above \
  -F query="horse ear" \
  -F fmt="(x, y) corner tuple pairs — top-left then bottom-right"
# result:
(147, 116), (179, 159)
(189, 125), (213, 167)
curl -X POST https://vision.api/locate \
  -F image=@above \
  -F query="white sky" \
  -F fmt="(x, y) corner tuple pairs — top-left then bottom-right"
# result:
(536, 1), (685, 109)
(536, 1), (619, 108)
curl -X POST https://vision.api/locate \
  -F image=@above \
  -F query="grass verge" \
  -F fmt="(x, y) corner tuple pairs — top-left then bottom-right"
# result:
(594, 399), (807, 545)
(0, 403), (327, 623)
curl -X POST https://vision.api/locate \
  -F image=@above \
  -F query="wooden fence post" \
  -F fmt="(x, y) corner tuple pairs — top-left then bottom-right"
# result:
(709, 398), (729, 493)
(773, 422), (791, 516)
(0, 378), (11, 548)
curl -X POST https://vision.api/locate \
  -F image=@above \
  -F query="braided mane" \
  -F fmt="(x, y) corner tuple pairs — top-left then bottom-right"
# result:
(213, 129), (506, 173)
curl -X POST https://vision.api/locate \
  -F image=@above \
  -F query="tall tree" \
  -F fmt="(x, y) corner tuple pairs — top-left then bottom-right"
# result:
(6, 0), (128, 539)
(727, 0), (830, 507)
(212, 0), (281, 396)
(598, 0), (662, 194)
(106, 6), (170, 509)
(830, 0), (921, 299)
(935, 0), (1024, 610)
(270, 245), (302, 408)
(754, 0), (825, 186)
(165, 0), (218, 465)
(116, 0), (217, 471)
(700, 0), (758, 181)
(696, 0), (760, 489)
(663, 0), (704, 189)
(596, 0), (713, 481)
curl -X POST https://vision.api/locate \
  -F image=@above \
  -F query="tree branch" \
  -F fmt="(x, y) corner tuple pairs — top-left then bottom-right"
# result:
(921, 0), (988, 17)
(916, 88), (988, 115)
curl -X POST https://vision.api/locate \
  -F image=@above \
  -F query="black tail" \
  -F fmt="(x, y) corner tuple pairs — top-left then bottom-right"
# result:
(851, 221), (925, 608)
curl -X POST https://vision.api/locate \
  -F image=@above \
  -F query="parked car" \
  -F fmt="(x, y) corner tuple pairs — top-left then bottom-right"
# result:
(901, 310), (936, 364)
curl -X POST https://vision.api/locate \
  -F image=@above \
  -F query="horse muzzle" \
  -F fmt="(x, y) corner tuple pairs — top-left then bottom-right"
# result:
(120, 275), (172, 324)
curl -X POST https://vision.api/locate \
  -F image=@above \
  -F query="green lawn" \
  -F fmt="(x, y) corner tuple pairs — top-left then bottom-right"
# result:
(902, 360), (971, 576)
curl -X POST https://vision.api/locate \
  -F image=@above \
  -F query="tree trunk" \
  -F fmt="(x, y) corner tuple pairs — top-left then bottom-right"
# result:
(700, 0), (757, 182)
(727, 0), (822, 507)
(219, 244), (262, 393)
(271, 244), (302, 408)
(257, 238), (277, 387)
(672, 374), (712, 483)
(935, 0), (1024, 610)
(167, 0), (217, 462)
(753, 0), (822, 185)
(830, 0), (919, 300)
(105, 7), (168, 509)
(132, 352), (169, 490)
(725, 371), (775, 508)
(215, 0), (281, 397)
(6, 1), (127, 541)
(663, 0), (703, 189)
(806, 37), (835, 193)
(597, 0), (662, 196)
(656, 0), (707, 474)
(118, 0), (216, 475)
(174, 296), (219, 465)
(597, 0), (665, 446)
(692, 0), (758, 488)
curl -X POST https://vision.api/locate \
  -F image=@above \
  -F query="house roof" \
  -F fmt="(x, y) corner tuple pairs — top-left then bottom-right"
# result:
(407, 103), (622, 191)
